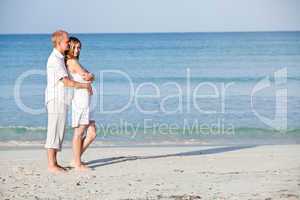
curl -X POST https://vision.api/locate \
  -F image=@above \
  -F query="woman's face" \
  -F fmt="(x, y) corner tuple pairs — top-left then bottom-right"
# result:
(73, 43), (81, 57)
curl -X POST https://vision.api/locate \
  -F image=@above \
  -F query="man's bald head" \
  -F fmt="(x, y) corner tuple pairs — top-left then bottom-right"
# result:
(51, 30), (69, 53)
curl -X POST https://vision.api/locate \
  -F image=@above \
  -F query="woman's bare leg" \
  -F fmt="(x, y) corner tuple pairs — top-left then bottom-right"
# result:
(72, 125), (90, 171)
(81, 121), (97, 156)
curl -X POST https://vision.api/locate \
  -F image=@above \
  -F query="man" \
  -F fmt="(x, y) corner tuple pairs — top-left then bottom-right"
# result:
(45, 30), (92, 173)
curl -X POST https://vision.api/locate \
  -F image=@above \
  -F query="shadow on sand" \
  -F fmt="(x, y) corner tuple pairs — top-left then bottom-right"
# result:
(87, 145), (258, 169)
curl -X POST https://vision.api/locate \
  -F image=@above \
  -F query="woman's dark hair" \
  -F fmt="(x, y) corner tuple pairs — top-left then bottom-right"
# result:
(65, 36), (81, 60)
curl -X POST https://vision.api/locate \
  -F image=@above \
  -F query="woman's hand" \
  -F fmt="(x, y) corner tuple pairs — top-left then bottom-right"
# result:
(82, 72), (95, 82)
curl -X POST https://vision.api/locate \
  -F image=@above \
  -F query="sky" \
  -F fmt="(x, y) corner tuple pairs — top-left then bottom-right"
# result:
(0, 0), (300, 34)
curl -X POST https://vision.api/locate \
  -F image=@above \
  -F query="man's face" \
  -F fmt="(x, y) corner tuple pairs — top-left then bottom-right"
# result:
(59, 33), (70, 52)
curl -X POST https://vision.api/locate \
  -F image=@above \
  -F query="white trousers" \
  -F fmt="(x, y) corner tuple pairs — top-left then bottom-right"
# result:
(44, 100), (68, 151)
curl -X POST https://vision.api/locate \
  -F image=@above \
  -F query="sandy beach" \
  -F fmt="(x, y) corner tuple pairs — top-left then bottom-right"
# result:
(0, 144), (299, 200)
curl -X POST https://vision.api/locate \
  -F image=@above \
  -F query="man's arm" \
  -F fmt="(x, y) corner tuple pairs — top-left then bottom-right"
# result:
(61, 77), (93, 95)
(67, 59), (95, 81)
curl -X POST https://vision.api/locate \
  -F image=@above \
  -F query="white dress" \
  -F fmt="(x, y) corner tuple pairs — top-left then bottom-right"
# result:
(70, 72), (92, 128)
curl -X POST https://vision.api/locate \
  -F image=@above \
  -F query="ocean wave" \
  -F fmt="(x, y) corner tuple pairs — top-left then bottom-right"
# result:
(0, 126), (299, 140)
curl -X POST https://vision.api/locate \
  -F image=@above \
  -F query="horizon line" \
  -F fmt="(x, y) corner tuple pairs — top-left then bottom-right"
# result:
(0, 30), (300, 35)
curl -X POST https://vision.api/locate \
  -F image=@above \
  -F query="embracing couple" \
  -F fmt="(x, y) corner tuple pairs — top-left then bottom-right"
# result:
(44, 30), (96, 173)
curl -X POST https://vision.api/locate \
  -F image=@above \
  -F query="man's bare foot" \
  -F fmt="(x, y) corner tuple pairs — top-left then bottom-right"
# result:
(74, 164), (91, 172)
(48, 165), (67, 174)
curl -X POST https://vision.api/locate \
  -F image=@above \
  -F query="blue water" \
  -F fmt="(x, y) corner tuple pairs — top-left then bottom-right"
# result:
(0, 32), (300, 141)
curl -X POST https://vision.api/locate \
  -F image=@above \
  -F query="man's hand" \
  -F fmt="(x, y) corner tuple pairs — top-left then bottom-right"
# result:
(87, 84), (93, 96)
(80, 82), (93, 96)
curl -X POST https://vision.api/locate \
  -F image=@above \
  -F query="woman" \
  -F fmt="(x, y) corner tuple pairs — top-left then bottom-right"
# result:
(65, 37), (97, 171)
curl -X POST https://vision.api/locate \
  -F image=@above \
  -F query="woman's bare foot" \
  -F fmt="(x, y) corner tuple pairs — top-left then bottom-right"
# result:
(48, 165), (67, 174)
(69, 160), (87, 167)
(57, 164), (68, 171)
(74, 164), (91, 172)
(69, 160), (75, 167)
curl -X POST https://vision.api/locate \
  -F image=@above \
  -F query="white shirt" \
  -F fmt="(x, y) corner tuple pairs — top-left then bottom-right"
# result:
(45, 48), (73, 105)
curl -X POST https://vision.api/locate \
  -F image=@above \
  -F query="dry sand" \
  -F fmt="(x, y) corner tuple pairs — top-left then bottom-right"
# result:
(0, 144), (299, 200)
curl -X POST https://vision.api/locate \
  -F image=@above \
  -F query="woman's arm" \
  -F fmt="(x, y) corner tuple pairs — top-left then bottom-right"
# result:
(67, 59), (95, 81)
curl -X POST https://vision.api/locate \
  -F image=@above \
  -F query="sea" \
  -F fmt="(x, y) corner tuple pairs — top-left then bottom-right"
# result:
(0, 31), (299, 142)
